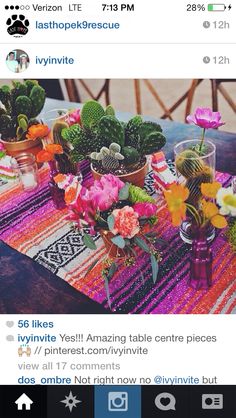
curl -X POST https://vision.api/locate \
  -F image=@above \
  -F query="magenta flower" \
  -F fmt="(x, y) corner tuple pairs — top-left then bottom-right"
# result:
(187, 107), (225, 129)
(0, 143), (5, 151)
(133, 202), (157, 218)
(88, 174), (125, 211)
(66, 109), (81, 126)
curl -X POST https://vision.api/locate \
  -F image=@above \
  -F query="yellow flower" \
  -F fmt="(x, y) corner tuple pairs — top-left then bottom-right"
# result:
(164, 184), (189, 226)
(202, 199), (227, 229)
(201, 182), (221, 199)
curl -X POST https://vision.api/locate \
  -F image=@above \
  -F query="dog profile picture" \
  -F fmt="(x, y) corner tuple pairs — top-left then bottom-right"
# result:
(6, 14), (29, 37)
(6, 49), (30, 73)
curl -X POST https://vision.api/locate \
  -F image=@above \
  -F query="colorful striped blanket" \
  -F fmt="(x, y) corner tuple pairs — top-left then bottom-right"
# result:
(0, 165), (235, 314)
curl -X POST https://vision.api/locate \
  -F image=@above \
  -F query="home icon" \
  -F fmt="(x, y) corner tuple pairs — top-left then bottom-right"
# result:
(15, 393), (33, 410)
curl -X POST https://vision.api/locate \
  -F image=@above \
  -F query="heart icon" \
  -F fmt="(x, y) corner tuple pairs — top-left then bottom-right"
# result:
(155, 393), (176, 411)
(160, 397), (171, 406)
(6, 321), (14, 328)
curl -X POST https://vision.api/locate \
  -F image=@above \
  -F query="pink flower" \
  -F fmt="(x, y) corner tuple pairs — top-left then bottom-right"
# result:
(66, 109), (81, 126)
(88, 174), (125, 211)
(0, 143), (5, 152)
(68, 185), (96, 228)
(133, 202), (157, 217)
(187, 107), (225, 129)
(111, 206), (140, 238)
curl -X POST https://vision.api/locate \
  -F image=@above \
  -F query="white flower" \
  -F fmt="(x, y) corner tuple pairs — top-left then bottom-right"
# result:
(216, 187), (236, 216)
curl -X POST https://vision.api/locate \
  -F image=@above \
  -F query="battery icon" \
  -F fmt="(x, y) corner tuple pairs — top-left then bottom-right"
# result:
(208, 4), (226, 11)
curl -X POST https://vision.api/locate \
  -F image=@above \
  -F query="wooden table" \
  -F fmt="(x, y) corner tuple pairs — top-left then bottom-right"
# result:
(43, 98), (236, 175)
(0, 241), (108, 314)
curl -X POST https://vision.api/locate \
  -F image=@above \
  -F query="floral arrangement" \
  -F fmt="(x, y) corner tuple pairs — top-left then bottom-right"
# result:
(175, 107), (226, 214)
(54, 172), (163, 306)
(187, 107), (225, 154)
(164, 181), (233, 230)
(60, 100), (166, 176)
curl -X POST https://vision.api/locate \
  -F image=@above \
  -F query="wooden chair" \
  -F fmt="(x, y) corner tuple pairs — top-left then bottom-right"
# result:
(134, 79), (236, 121)
(63, 79), (111, 105)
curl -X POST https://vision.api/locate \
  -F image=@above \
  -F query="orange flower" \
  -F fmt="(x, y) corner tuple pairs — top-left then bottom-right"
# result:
(164, 184), (189, 226)
(36, 150), (54, 163)
(27, 124), (50, 140)
(202, 199), (227, 229)
(201, 182), (221, 199)
(65, 186), (77, 205)
(54, 174), (66, 184)
(45, 144), (63, 154)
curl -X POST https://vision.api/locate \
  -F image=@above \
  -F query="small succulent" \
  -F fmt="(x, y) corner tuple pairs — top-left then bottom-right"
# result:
(0, 80), (46, 141)
(90, 143), (124, 172)
(62, 100), (166, 174)
(175, 150), (204, 179)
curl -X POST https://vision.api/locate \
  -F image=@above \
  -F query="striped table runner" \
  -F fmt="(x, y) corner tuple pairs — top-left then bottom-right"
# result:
(0, 166), (235, 314)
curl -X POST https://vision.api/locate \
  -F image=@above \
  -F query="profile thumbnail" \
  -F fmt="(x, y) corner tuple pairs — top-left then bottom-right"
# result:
(6, 49), (30, 73)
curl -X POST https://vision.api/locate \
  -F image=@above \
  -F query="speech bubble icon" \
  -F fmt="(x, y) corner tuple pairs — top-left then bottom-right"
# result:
(6, 335), (14, 341)
(6, 321), (14, 328)
(155, 392), (176, 411)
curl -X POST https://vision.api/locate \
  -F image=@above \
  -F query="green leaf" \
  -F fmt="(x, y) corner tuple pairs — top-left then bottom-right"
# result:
(127, 246), (137, 258)
(111, 235), (126, 249)
(124, 239), (130, 246)
(107, 262), (118, 279)
(134, 236), (150, 253)
(83, 233), (97, 250)
(150, 254), (159, 284)
(84, 258), (100, 277)
(104, 276), (112, 309)
(107, 214), (115, 231)
(119, 183), (130, 200)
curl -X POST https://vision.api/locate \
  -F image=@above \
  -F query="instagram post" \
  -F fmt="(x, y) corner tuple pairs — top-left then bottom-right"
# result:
(0, 1), (235, 417)
(0, 79), (235, 315)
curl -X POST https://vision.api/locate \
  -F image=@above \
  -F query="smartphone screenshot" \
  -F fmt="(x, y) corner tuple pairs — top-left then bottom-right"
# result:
(0, 0), (235, 417)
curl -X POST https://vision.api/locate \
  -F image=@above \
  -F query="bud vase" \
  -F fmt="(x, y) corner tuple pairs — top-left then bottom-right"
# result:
(48, 160), (66, 210)
(189, 228), (212, 290)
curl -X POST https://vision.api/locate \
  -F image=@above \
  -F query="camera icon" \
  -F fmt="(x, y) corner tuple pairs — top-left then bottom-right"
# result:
(108, 392), (128, 412)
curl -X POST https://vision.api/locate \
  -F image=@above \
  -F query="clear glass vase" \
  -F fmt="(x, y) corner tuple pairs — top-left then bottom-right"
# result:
(174, 139), (216, 244)
(13, 153), (38, 192)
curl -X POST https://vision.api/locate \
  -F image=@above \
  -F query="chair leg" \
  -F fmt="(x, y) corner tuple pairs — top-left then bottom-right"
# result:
(144, 80), (173, 121)
(64, 80), (81, 103)
(185, 79), (203, 119)
(218, 84), (236, 113)
(211, 79), (218, 111)
(104, 79), (111, 106)
(134, 79), (142, 114)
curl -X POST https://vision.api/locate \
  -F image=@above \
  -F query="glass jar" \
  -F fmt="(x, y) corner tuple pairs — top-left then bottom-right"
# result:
(174, 139), (216, 244)
(13, 153), (38, 192)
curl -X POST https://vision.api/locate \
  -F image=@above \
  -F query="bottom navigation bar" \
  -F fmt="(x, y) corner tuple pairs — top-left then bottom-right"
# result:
(0, 385), (235, 418)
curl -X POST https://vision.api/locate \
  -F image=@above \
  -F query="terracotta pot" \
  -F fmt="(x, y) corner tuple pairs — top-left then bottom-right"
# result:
(91, 159), (148, 187)
(0, 138), (42, 161)
(100, 230), (126, 258)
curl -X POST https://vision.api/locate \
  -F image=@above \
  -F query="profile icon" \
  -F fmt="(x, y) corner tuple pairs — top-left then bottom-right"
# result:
(6, 14), (29, 37)
(6, 49), (30, 73)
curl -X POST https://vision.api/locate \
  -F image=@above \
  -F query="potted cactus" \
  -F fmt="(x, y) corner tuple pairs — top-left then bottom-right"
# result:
(61, 100), (166, 187)
(0, 80), (46, 157)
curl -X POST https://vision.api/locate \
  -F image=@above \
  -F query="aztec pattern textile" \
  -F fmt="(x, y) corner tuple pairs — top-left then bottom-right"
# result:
(0, 163), (235, 314)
